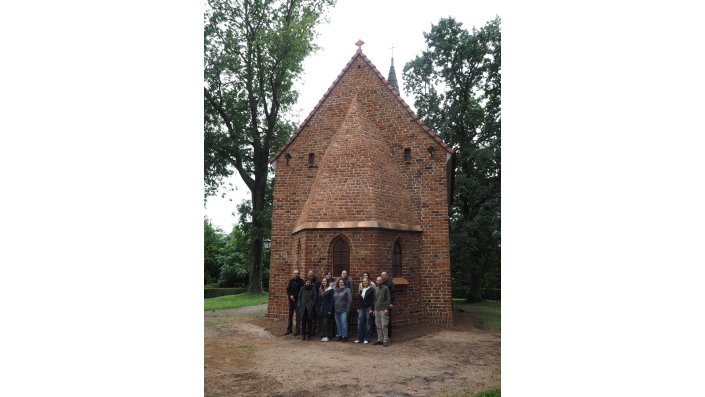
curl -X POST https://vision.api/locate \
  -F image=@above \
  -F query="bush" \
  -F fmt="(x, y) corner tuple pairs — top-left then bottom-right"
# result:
(216, 262), (248, 287)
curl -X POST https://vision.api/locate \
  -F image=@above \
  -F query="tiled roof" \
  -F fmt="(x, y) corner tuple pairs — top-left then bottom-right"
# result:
(293, 97), (417, 229)
(269, 49), (454, 163)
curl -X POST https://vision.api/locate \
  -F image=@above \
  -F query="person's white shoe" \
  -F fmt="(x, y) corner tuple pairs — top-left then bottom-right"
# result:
(363, 340), (369, 344)
(322, 337), (329, 342)
(354, 339), (360, 343)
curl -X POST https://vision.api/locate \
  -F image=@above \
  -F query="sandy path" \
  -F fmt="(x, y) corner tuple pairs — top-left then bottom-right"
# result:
(205, 307), (500, 397)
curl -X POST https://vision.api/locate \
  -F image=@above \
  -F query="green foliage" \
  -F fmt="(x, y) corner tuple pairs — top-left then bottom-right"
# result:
(204, 292), (269, 311)
(204, 217), (251, 286)
(215, 224), (250, 287)
(204, 0), (336, 293)
(204, 218), (227, 284)
(404, 16), (501, 302)
(216, 263), (247, 287)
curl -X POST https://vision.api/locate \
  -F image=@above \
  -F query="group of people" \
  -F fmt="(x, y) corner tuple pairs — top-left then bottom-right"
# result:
(284, 269), (396, 347)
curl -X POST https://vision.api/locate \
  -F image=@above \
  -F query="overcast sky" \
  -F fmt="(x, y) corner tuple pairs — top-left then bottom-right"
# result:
(204, 0), (502, 232)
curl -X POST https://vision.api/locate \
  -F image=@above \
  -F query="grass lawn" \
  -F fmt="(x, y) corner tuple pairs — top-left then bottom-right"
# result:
(473, 389), (500, 397)
(204, 292), (268, 311)
(453, 299), (501, 331)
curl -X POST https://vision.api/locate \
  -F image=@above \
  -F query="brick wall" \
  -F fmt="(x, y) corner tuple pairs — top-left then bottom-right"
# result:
(267, 51), (453, 326)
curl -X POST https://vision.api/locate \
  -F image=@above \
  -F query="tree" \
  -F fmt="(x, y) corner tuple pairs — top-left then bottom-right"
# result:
(403, 17), (501, 302)
(204, 218), (227, 285)
(216, 224), (250, 287)
(204, 0), (336, 293)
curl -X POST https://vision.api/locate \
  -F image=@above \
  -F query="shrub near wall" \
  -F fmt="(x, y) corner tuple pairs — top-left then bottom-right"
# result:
(204, 287), (247, 299)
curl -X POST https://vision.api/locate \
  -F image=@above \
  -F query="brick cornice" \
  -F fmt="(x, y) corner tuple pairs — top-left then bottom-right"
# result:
(269, 50), (454, 164)
(291, 221), (422, 235)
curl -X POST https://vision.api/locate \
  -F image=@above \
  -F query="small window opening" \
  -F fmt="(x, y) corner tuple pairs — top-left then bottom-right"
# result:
(308, 153), (316, 167)
(392, 241), (402, 277)
(332, 237), (350, 277)
(404, 148), (411, 161)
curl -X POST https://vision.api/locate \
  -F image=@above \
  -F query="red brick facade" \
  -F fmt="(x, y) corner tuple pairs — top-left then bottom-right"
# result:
(267, 49), (454, 326)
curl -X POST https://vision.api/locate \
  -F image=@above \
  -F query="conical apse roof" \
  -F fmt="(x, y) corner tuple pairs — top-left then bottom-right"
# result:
(293, 96), (418, 233)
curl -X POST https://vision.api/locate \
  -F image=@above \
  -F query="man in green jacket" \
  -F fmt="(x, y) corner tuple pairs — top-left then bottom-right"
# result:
(373, 276), (391, 347)
(297, 279), (318, 341)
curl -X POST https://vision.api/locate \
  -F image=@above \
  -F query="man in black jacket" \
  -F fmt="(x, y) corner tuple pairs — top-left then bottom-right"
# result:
(380, 271), (395, 338)
(284, 269), (304, 336)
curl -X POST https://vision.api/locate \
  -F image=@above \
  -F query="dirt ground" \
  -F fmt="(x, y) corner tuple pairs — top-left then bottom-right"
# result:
(205, 303), (500, 397)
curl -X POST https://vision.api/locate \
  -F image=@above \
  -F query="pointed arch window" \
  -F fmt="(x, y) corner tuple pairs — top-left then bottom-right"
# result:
(332, 237), (350, 277)
(392, 240), (402, 277)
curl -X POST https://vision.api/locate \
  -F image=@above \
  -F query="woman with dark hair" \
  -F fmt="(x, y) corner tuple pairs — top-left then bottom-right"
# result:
(333, 278), (352, 342)
(355, 277), (375, 344)
(325, 270), (335, 287)
(317, 276), (335, 342)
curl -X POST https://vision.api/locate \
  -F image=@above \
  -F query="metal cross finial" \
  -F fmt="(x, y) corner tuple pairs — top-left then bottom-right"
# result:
(390, 44), (396, 57)
(355, 39), (365, 51)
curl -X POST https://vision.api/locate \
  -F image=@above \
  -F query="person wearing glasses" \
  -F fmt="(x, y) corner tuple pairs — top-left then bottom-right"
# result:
(284, 269), (304, 336)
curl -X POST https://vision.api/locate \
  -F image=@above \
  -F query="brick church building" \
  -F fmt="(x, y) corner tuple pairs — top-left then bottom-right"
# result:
(266, 42), (455, 326)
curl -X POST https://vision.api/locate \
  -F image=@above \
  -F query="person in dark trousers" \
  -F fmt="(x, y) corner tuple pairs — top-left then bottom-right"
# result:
(340, 270), (354, 330)
(333, 278), (352, 342)
(372, 276), (391, 347)
(284, 269), (304, 336)
(297, 278), (318, 341)
(306, 270), (320, 334)
(355, 277), (375, 344)
(317, 276), (335, 342)
(358, 273), (376, 339)
(380, 271), (395, 338)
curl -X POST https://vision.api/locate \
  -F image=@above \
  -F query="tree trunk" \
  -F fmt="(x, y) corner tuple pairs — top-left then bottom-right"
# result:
(467, 255), (487, 303)
(467, 266), (482, 303)
(247, 169), (267, 294)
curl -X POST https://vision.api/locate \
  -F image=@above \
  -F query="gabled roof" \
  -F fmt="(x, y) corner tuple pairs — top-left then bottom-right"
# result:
(269, 48), (454, 164)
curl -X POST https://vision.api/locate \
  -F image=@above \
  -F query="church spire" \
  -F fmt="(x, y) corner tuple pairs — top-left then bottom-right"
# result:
(387, 44), (399, 92)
